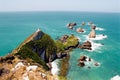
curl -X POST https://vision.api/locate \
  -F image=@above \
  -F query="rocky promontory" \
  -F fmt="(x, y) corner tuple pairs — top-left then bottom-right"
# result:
(0, 29), (79, 80)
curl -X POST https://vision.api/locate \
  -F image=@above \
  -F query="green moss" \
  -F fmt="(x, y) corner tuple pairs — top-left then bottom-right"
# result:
(59, 54), (70, 80)
(16, 46), (49, 70)
(55, 41), (65, 52)
(16, 33), (57, 70)
(15, 32), (78, 72)
(63, 35), (79, 48)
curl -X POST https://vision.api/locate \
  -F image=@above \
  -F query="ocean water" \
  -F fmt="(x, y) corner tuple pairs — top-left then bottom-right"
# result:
(0, 11), (120, 80)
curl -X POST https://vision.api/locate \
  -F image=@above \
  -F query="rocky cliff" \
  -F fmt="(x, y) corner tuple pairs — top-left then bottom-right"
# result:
(0, 29), (79, 80)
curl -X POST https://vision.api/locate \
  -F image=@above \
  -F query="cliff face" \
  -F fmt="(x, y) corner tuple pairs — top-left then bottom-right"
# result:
(16, 29), (58, 65)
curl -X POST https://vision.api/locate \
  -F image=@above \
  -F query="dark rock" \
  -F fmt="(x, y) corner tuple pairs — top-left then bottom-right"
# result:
(33, 29), (44, 40)
(0, 56), (15, 63)
(67, 22), (77, 27)
(57, 53), (68, 59)
(64, 41), (79, 50)
(79, 41), (92, 50)
(92, 25), (96, 30)
(78, 62), (85, 67)
(0, 68), (10, 76)
(94, 62), (99, 66)
(79, 55), (87, 61)
(89, 58), (91, 61)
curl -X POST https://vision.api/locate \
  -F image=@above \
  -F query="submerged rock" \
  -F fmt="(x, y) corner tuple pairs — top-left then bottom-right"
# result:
(81, 22), (85, 26)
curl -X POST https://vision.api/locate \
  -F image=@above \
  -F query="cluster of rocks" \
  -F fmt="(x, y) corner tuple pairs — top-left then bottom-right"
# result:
(77, 55), (88, 67)
(77, 55), (100, 68)
(67, 22), (77, 29)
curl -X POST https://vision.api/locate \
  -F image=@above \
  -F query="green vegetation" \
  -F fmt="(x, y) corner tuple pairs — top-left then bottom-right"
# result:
(63, 35), (79, 48)
(16, 46), (49, 70)
(59, 54), (70, 80)
(15, 31), (79, 71)
(16, 33), (57, 70)
(55, 41), (65, 52)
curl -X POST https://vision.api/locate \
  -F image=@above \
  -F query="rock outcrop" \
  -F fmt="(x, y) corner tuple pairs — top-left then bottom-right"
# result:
(77, 55), (87, 67)
(92, 25), (96, 30)
(89, 29), (96, 38)
(76, 28), (84, 33)
(67, 22), (77, 27)
(67, 22), (77, 29)
(79, 41), (92, 50)
(77, 55), (100, 68)
(81, 22), (85, 26)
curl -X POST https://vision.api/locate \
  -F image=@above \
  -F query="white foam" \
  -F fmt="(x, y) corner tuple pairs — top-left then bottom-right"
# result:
(83, 56), (100, 68)
(90, 40), (103, 51)
(87, 34), (107, 40)
(77, 29), (86, 33)
(51, 60), (59, 75)
(77, 36), (81, 42)
(111, 75), (120, 80)
(96, 27), (105, 31)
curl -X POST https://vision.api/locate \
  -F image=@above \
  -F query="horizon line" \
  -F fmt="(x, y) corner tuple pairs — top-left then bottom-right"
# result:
(0, 10), (119, 13)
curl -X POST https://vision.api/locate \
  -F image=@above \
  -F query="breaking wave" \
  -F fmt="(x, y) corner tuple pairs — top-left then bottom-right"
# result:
(110, 75), (120, 80)
(96, 27), (105, 31)
(51, 60), (59, 75)
(86, 34), (107, 40)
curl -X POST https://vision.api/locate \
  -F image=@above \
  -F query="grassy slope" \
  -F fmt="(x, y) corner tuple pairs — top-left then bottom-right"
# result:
(15, 33), (78, 72)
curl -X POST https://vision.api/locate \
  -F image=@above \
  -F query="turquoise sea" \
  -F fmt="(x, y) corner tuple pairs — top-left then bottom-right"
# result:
(0, 12), (120, 80)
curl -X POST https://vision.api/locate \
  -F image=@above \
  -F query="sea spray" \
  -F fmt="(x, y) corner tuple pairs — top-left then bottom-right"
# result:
(110, 75), (120, 80)
(90, 40), (103, 51)
(51, 59), (59, 75)
(96, 27), (105, 31)
(86, 34), (107, 41)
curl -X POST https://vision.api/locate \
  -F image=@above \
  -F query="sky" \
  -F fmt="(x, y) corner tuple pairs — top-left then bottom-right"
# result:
(0, 0), (120, 12)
